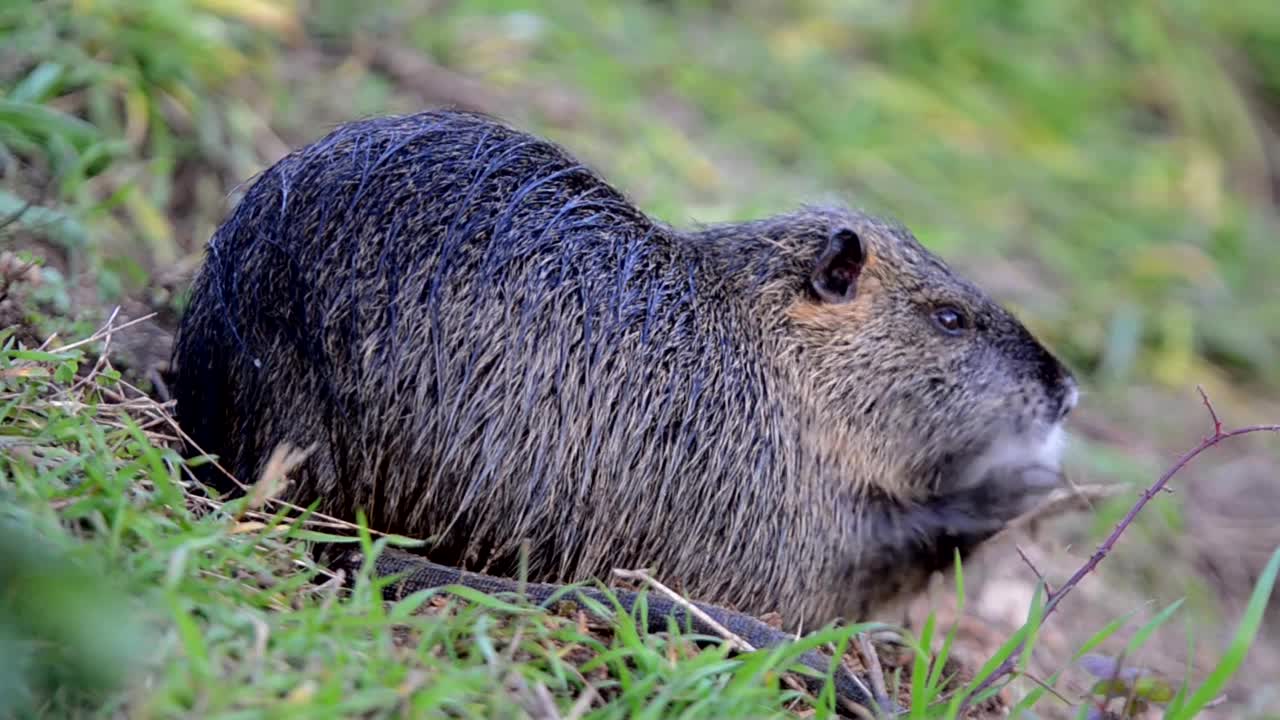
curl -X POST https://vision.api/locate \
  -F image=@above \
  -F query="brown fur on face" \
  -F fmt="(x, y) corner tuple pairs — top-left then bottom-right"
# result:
(172, 110), (1077, 631)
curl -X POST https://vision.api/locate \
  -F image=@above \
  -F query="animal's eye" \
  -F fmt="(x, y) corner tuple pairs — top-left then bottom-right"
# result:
(931, 305), (968, 335)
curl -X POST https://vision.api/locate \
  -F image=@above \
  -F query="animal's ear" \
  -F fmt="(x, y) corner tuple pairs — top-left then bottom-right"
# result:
(810, 227), (865, 304)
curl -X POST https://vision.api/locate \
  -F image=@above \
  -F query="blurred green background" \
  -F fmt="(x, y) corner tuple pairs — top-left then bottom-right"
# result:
(6, 0), (1280, 393)
(3, 0), (1280, 715)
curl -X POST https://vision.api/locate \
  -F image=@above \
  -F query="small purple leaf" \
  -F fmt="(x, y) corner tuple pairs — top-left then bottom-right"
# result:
(1079, 653), (1120, 678)
(1117, 664), (1147, 682)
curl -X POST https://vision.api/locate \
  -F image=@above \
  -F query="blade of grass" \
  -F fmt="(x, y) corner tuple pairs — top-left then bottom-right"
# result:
(1124, 597), (1185, 658)
(909, 611), (937, 718)
(1166, 546), (1280, 719)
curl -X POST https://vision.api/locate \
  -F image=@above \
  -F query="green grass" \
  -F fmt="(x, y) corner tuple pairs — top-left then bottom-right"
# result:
(1, 330), (1273, 717)
(4, 0), (1280, 717)
(7, 0), (1280, 393)
(0, 0), (284, 307)
(361, 0), (1280, 393)
(0, 336), (890, 719)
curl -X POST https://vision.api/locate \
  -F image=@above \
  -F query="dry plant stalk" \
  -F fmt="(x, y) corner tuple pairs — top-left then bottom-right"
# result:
(990, 483), (1123, 546)
(13, 311), (397, 594)
(612, 567), (880, 719)
(245, 442), (316, 512)
(611, 568), (756, 652)
(855, 633), (892, 714)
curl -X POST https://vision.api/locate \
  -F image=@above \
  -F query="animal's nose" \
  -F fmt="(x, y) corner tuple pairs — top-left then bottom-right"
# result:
(1056, 374), (1079, 421)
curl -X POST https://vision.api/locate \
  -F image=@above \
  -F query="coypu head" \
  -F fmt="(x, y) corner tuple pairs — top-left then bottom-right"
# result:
(770, 206), (1078, 502)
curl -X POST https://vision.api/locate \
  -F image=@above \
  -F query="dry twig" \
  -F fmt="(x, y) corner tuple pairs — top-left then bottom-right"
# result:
(611, 568), (755, 652)
(856, 633), (893, 714)
(1014, 544), (1053, 596)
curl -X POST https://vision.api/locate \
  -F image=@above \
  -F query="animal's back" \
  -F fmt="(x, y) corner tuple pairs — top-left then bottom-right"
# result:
(174, 110), (792, 596)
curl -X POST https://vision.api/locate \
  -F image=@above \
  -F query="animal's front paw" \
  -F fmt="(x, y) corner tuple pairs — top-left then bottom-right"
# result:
(985, 462), (1064, 523)
(927, 467), (1061, 538)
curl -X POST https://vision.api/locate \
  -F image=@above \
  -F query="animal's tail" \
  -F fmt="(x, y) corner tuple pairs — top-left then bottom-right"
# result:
(328, 545), (890, 716)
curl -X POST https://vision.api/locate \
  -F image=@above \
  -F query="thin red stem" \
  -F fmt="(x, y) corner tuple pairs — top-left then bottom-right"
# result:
(1043, 424), (1279, 619)
(959, 406), (1280, 712)
(1014, 544), (1052, 596)
(1197, 385), (1222, 437)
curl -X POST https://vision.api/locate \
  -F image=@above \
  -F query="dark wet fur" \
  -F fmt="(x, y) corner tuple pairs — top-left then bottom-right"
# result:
(173, 109), (1076, 631)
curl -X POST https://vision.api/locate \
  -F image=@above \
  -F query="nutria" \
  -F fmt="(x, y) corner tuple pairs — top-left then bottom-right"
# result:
(171, 108), (1077, 707)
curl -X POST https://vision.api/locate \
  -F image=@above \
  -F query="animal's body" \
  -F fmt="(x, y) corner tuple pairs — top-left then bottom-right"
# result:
(172, 109), (1078, 637)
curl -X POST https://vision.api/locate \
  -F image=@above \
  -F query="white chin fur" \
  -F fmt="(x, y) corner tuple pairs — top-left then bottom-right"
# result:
(957, 420), (1068, 490)
(1037, 422), (1067, 470)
